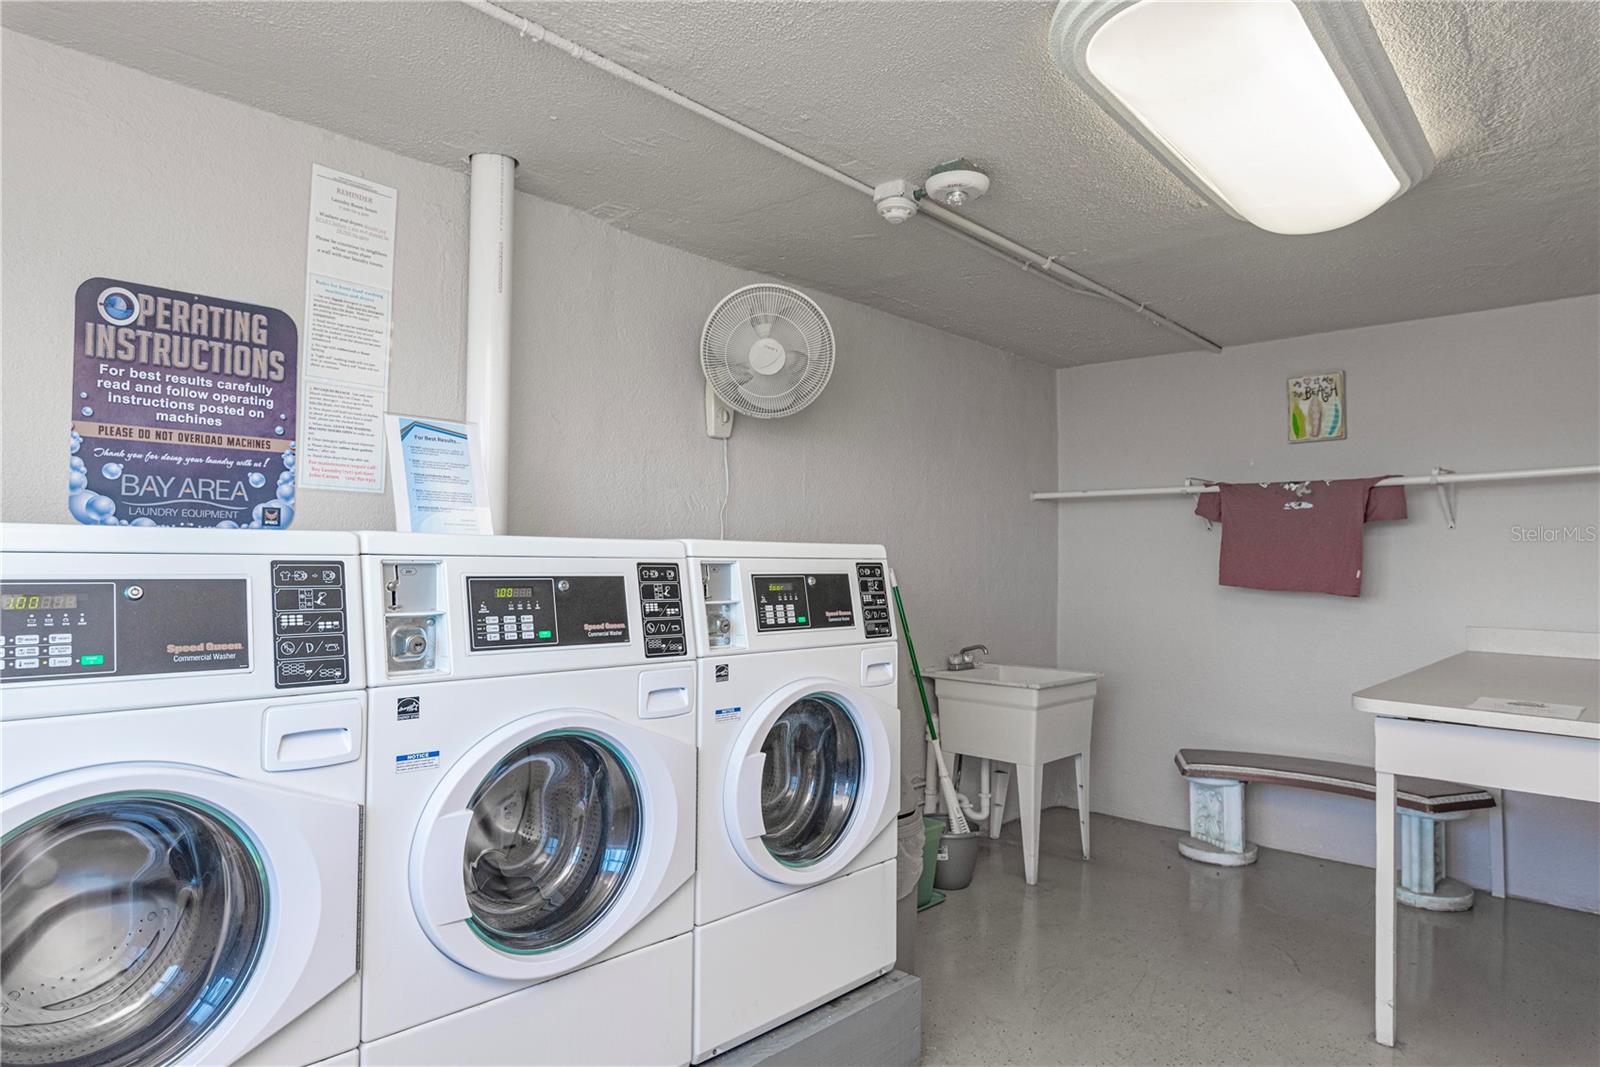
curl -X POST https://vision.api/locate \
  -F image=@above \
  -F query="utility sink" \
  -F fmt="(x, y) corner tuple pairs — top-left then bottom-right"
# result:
(923, 664), (1100, 690)
(923, 663), (1101, 884)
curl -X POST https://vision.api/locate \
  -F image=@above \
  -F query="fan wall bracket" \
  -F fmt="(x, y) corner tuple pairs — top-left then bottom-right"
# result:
(705, 382), (733, 439)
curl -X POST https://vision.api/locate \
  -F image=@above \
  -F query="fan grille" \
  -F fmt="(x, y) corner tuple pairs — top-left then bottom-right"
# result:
(700, 284), (835, 419)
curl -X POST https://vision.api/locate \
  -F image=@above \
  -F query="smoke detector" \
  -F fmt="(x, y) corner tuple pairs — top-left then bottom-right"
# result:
(873, 179), (919, 224)
(924, 159), (990, 208)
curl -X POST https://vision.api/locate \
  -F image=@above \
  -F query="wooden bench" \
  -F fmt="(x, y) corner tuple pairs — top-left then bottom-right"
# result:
(1174, 748), (1501, 911)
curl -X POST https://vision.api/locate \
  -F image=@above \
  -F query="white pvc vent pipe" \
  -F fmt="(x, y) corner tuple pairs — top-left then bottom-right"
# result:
(466, 152), (516, 530)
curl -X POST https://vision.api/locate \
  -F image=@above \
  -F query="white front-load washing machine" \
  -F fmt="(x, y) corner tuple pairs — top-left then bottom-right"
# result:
(356, 533), (696, 1066)
(0, 524), (366, 1067)
(683, 540), (900, 1062)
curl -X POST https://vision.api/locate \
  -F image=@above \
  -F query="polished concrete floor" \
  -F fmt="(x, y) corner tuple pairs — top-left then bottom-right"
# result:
(916, 811), (1600, 1066)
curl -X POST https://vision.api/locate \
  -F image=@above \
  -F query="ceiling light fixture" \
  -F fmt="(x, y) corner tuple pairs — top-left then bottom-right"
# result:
(1050, 0), (1434, 235)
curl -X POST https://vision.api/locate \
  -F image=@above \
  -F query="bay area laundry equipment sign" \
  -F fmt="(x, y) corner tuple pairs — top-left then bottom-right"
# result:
(69, 278), (299, 528)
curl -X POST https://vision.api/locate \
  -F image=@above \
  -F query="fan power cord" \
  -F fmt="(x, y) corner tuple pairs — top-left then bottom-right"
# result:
(718, 437), (730, 539)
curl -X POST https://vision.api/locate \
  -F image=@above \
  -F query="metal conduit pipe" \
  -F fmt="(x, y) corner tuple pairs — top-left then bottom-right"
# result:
(459, 0), (1221, 354)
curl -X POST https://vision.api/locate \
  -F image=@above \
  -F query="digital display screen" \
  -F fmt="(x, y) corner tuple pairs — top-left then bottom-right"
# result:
(466, 576), (629, 652)
(752, 572), (855, 632)
(1, 581), (119, 682)
(3, 594), (77, 610)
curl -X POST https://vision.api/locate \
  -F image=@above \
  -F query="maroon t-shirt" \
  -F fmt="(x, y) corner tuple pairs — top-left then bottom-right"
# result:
(1194, 477), (1407, 597)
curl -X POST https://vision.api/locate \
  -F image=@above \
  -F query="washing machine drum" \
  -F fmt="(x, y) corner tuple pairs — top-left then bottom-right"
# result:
(725, 682), (894, 886)
(462, 734), (641, 952)
(759, 695), (863, 865)
(0, 793), (268, 1067)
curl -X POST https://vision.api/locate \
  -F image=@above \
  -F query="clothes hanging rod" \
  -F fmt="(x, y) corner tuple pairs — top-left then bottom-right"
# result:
(1031, 464), (1600, 502)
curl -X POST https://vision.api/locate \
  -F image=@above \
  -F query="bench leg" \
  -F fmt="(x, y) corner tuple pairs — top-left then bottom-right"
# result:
(1396, 808), (1474, 911)
(1177, 777), (1257, 866)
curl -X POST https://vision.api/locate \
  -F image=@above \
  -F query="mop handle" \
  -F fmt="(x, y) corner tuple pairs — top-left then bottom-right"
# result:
(889, 569), (937, 741)
(891, 570), (971, 834)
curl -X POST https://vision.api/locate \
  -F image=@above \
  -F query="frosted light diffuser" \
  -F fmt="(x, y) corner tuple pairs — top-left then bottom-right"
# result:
(1050, 0), (1434, 235)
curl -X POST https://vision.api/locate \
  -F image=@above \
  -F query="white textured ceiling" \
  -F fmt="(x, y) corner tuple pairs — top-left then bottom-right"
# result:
(5, 1), (1597, 366)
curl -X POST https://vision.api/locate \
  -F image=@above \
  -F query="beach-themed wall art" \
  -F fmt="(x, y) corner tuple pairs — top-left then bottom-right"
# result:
(1288, 371), (1345, 443)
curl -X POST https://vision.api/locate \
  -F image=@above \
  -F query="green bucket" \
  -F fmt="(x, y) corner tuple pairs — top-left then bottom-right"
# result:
(917, 817), (944, 909)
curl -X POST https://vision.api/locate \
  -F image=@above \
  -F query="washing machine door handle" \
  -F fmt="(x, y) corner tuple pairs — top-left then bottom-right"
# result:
(414, 809), (474, 927)
(735, 752), (768, 840)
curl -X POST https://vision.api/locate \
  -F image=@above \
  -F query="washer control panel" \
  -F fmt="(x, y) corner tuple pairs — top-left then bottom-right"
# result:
(466, 576), (629, 652)
(856, 563), (893, 639)
(751, 573), (855, 632)
(271, 561), (349, 688)
(1, 578), (248, 683)
(1, 583), (115, 681)
(637, 563), (686, 658)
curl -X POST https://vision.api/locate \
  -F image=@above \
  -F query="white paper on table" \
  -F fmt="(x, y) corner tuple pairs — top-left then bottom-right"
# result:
(386, 414), (493, 535)
(298, 380), (386, 493)
(1468, 696), (1587, 720)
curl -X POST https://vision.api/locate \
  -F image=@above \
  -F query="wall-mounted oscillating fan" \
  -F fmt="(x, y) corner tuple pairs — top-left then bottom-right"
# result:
(700, 283), (835, 438)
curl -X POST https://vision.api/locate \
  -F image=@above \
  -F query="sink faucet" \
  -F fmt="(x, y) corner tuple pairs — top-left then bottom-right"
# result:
(947, 644), (989, 670)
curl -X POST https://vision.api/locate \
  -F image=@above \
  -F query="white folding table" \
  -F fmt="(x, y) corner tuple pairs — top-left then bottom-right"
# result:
(1355, 627), (1600, 1048)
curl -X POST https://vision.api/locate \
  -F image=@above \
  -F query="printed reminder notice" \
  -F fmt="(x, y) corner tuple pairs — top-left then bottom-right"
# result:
(69, 278), (298, 528)
(386, 415), (493, 534)
(299, 165), (397, 492)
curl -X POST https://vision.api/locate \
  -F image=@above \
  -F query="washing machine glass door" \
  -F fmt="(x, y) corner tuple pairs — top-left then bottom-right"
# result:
(725, 679), (894, 886)
(410, 709), (694, 982)
(463, 733), (640, 952)
(0, 792), (267, 1067)
(760, 695), (862, 864)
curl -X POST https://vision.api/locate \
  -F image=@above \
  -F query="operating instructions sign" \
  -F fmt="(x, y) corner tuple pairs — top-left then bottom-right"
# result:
(69, 277), (299, 529)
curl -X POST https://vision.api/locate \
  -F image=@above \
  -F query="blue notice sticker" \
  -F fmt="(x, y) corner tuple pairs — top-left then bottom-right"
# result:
(394, 750), (440, 773)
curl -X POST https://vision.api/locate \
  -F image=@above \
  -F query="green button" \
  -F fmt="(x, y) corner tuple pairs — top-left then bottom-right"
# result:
(537, 630), (553, 639)
(79, 654), (105, 666)
(796, 616), (808, 624)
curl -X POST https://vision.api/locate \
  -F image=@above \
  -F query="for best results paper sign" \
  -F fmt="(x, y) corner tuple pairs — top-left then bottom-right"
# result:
(69, 277), (299, 528)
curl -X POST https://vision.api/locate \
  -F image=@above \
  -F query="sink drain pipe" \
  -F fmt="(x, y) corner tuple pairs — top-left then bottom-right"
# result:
(458, 0), (1220, 354)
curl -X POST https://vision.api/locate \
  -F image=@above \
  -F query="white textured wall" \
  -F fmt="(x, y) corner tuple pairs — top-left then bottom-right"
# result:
(0, 32), (1061, 795)
(0, 33), (468, 531)
(1057, 297), (1600, 912)
(506, 196), (1060, 787)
